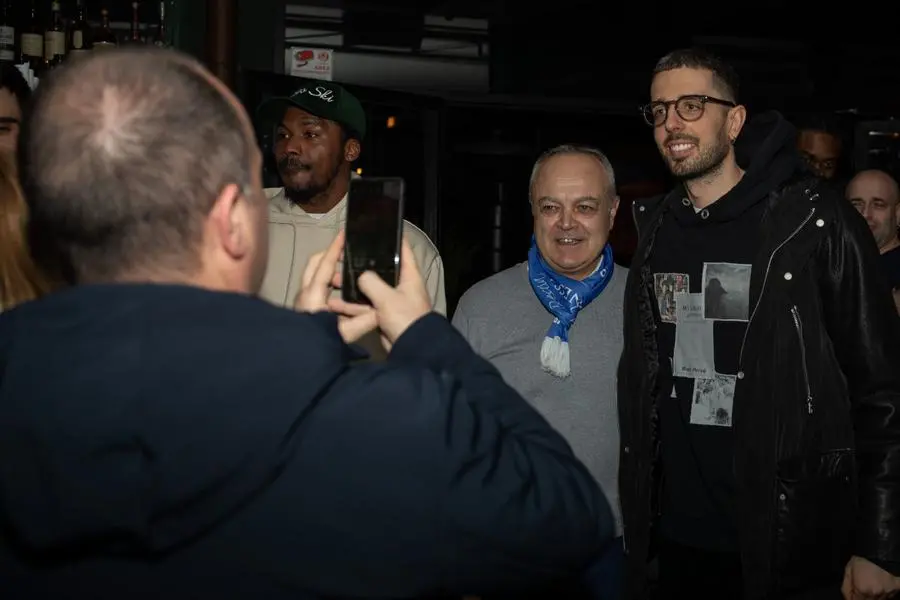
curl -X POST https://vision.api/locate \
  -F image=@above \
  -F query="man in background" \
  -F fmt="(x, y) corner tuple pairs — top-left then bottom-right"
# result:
(256, 80), (446, 320)
(846, 168), (900, 311)
(795, 113), (844, 180)
(0, 47), (614, 599)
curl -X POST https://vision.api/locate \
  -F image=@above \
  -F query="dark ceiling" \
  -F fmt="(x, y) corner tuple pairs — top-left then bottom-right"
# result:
(291, 0), (898, 116)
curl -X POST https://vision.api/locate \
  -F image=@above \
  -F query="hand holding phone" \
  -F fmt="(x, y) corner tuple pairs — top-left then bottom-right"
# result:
(295, 231), (377, 343)
(341, 177), (404, 305)
(330, 236), (432, 352)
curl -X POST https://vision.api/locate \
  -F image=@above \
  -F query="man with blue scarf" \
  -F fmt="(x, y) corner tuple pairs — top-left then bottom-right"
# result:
(453, 144), (627, 599)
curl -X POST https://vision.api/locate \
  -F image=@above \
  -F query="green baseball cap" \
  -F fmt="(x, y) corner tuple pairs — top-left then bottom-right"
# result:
(256, 79), (367, 140)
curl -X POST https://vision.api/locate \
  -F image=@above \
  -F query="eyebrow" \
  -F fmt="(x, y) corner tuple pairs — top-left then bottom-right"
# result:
(0, 117), (19, 125)
(849, 196), (886, 202)
(650, 94), (703, 103)
(536, 196), (603, 203)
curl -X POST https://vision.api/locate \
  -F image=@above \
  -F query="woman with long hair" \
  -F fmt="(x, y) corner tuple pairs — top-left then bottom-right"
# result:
(0, 152), (50, 309)
(0, 63), (31, 153)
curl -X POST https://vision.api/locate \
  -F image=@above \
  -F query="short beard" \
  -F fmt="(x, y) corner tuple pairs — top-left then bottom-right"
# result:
(666, 132), (731, 181)
(280, 160), (344, 208)
(284, 182), (327, 206)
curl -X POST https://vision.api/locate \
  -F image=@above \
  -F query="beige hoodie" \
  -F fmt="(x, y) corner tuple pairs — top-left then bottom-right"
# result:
(260, 188), (446, 358)
(261, 187), (445, 313)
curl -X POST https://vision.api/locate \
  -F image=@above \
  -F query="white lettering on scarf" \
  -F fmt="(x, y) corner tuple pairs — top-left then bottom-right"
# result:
(532, 275), (583, 313)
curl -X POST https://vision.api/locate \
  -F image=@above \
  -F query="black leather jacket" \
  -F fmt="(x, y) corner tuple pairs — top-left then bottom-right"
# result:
(617, 177), (900, 599)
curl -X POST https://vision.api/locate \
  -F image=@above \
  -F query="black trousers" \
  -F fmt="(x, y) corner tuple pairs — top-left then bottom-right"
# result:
(656, 538), (843, 600)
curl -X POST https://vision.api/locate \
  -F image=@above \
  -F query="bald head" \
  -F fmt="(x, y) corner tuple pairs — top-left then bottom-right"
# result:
(20, 47), (262, 285)
(848, 169), (900, 202)
(846, 169), (900, 252)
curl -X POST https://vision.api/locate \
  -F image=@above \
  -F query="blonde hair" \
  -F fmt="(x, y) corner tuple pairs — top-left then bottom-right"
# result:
(0, 152), (51, 308)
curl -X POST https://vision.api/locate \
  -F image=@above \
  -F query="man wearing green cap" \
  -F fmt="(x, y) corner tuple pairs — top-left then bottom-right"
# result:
(256, 80), (446, 345)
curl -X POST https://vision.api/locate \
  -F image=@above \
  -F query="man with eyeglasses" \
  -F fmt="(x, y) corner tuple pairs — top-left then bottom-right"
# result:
(618, 48), (900, 600)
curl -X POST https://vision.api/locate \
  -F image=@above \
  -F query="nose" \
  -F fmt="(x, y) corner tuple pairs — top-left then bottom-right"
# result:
(276, 133), (303, 157)
(862, 209), (878, 229)
(557, 207), (576, 230)
(284, 138), (303, 155)
(663, 106), (684, 133)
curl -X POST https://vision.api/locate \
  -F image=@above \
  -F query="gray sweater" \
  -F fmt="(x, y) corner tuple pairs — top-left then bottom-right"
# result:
(452, 262), (626, 534)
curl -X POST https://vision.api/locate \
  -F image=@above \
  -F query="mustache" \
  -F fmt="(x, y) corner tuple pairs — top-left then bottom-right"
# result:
(277, 155), (310, 172)
(664, 134), (699, 145)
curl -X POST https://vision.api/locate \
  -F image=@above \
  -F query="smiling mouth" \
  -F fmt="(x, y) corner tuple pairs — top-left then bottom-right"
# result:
(556, 237), (582, 245)
(667, 142), (695, 153)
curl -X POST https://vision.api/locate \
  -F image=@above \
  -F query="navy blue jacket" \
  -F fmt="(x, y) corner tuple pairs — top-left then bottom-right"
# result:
(0, 284), (612, 599)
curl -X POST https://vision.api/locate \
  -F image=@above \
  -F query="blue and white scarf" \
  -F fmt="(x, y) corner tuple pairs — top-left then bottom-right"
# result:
(527, 237), (614, 378)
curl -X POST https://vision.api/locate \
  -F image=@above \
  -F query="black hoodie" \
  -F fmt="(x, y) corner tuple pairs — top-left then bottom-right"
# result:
(648, 112), (803, 552)
(0, 284), (612, 599)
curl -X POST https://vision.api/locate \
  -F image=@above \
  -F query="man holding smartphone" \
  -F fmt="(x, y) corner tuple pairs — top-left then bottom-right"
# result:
(256, 80), (447, 323)
(2, 47), (613, 598)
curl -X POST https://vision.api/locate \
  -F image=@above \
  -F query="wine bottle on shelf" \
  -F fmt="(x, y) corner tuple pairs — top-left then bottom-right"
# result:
(20, 0), (44, 70)
(0, 0), (14, 64)
(44, 0), (67, 68)
(128, 2), (144, 45)
(93, 8), (117, 49)
(68, 0), (91, 56)
(152, 1), (167, 47)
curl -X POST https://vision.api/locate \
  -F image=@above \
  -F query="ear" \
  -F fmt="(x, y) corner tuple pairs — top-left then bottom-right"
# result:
(209, 183), (250, 261)
(727, 105), (747, 143)
(344, 138), (361, 162)
(608, 195), (621, 230)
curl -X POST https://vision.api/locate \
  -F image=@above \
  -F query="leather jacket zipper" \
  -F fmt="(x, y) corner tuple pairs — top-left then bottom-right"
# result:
(737, 207), (816, 370)
(790, 305), (814, 414)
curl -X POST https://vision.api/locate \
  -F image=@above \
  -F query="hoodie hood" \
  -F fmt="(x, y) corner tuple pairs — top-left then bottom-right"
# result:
(0, 284), (354, 557)
(670, 110), (802, 225)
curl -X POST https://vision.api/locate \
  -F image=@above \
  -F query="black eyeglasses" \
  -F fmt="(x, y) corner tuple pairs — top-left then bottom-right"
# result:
(640, 95), (736, 127)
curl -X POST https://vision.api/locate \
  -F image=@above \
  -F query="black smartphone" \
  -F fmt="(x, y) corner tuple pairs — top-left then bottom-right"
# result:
(341, 177), (405, 305)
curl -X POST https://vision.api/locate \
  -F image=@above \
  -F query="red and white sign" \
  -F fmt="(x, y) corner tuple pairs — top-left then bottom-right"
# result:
(286, 47), (333, 81)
